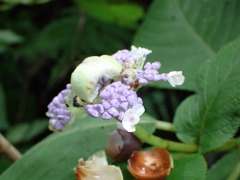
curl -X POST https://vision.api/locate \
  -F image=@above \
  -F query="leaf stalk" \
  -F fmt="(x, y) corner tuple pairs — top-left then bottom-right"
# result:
(133, 125), (198, 153)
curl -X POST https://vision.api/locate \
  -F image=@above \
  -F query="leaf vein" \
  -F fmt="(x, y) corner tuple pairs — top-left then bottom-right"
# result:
(177, 0), (216, 54)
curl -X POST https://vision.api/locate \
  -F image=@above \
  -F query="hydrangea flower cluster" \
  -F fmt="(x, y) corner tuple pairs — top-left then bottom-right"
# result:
(46, 46), (185, 132)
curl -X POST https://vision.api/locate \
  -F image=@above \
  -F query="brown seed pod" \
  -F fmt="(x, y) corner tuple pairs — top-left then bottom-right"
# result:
(105, 129), (142, 162)
(127, 147), (173, 180)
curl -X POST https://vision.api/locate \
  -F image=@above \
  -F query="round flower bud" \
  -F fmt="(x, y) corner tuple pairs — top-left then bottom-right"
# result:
(105, 129), (142, 162)
(127, 147), (173, 180)
(71, 55), (123, 103)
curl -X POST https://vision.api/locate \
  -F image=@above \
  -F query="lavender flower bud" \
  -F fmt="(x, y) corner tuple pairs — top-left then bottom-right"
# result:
(46, 84), (74, 132)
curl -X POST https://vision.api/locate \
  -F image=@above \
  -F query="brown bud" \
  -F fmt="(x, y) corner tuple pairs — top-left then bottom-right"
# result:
(127, 147), (173, 180)
(105, 129), (142, 162)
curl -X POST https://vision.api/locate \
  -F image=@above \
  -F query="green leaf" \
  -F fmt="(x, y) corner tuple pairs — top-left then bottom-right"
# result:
(5, 119), (48, 144)
(0, 116), (156, 180)
(166, 154), (207, 180)
(75, 0), (144, 28)
(1, 0), (51, 6)
(0, 84), (9, 130)
(174, 37), (240, 153)
(132, 0), (240, 91)
(0, 29), (23, 44)
(206, 150), (239, 180)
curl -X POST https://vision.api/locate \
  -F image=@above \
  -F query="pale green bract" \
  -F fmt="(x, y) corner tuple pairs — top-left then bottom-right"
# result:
(71, 55), (123, 103)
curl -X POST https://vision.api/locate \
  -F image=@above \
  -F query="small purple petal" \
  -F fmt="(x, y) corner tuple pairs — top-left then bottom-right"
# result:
(144, 69), (152, 74)
(102, 112), (112, 120)
(61, 118), (69, 125)
(127, 95), (138, 107)
(144, 62), (152, 69)
(137, 98), (143, 104)
(110, 93), (119, 99)
(86, 109), (99, 118)
(101, 100), (112, 110)
(118, 96), (127, 103)
(152, 62), (161, 70)
(137, 69), (144, 74)
(100, 91), (110, 99)
(123, 77), (131, 85)
(110, 99), (120, 109)
(108, 108), (119, 117)
(102, 76), (109, 83)
(122, 89), (131, 96)
(85, 104), (93, 109)
(120, 102), (129, 112)
(93, 104), (104, 114)
(57, 115), (66, 121)
(161, 74), (168, 81)
(144, 74), (153, 81)
(118, 112), (124, 121)
(154, 74), (162, 81)
(67, 84), (72, 89)
(97, 83), (102, 90)
(139, 78), (148, 85)
(55, 122), (63, 131)
(50, 119), (57, 126)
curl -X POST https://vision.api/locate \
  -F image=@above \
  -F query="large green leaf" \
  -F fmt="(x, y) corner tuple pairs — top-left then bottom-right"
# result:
(132, 0), (240, 90)
(74, 0), (144, 29)
(173, 37), (240, 153)
(166, 154), (207, 180)
(206, 150), (239, 180)
(0, 115), (156, 180)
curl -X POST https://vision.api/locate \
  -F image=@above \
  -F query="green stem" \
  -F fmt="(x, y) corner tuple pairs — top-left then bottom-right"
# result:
(226, 161), (240, 180)
(133, 125), (198, 153)
(155, 120), (175, 132)
(215, 137), (240, 152)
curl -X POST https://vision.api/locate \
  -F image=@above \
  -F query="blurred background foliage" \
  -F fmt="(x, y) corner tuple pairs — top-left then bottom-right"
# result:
(0, 0), (190, 174)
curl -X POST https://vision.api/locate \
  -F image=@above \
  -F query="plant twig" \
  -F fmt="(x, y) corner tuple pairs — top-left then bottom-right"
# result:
(0, 133), (22, 162)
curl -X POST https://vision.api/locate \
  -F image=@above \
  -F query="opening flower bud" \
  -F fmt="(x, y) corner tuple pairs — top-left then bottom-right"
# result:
(127, 147), (173, 180)
(74, 151), (123, 180)
(105, 129), (142, 162)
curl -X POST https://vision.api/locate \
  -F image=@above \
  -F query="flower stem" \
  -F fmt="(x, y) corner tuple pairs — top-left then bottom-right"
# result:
(226, 158), (240, 180)
(215, 137), (240, 152)
(133, 125), (198, 153)
(155, 120), (175, 132)
(0, 133), (22, 162)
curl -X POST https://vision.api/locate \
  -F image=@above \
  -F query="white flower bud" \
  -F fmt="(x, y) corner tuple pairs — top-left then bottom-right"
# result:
(167, 71), (185, 87)
(71, 55), (123, 103)
(74, 151), (123, 180)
